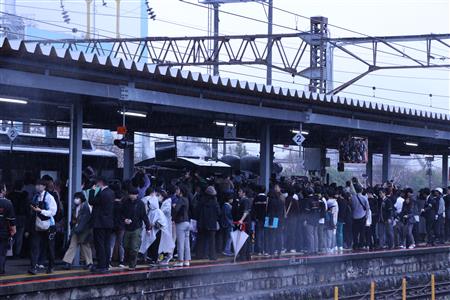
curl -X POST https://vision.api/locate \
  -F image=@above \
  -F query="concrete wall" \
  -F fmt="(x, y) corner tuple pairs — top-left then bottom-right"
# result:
(2, 246), (450, 299)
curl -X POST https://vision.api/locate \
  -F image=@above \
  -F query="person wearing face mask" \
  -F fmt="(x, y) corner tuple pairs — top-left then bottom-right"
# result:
(121, 187), (151, 270)
(62, 192), (93, 270)
(27, 179), (57, 275)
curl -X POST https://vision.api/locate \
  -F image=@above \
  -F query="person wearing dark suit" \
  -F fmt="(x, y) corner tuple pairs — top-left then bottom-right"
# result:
(63, 192), (93, 269)
(89, 178), (114, 272)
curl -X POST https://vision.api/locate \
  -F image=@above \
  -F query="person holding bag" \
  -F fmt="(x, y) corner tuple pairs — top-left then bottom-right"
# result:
(28, 179), (57, 275)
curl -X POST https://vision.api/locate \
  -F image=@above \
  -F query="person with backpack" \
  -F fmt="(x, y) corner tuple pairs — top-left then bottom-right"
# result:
(325, 188), (339, 253)
(304, 187), (321, 255)
(28, 179), (57, 275)
(0, 183), (16, 275)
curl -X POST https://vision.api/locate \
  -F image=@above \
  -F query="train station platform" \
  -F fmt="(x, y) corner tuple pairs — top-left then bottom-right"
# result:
(1, 245), (450, 299)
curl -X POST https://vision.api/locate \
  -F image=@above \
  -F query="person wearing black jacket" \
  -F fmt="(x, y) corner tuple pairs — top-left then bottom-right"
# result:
(89, 177), (114, 273)
(110, 185), (125, 267)
(0, 183), (16, 275)
(252, 186), (267, 255)
(197, 186), (221, 260)
(422, 188), (437, 246)
(285, 187), (300, 253)
(400, 195), (417, 249)
(444, 187), (450, 242)
(265, 185), (284, 257)
(173, 187), (191, 267)
(366, 189), (379, 250)
(232, 187), (252, 261)
(378, 188), (394, 249)
(7, 181), (27, 258)
(121, 187), (151, 270)
(304, 187), (321, 254)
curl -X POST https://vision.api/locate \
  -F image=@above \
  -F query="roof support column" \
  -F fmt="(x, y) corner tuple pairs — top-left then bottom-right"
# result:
(366, 150), (373, 186)
(123, 132), (135, 181)
(68, 100), (83, 240)
(442, 154), (448, 188)
(259, 123), (272, 192)
(382, 136), (391, 183)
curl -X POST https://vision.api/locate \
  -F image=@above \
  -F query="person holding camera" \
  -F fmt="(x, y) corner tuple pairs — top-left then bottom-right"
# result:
(28, 179), (57, 275)
(0, 183), (16, 275)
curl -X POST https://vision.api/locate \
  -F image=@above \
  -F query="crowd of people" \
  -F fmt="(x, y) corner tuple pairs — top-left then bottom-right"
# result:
(0, 168), (449, 275)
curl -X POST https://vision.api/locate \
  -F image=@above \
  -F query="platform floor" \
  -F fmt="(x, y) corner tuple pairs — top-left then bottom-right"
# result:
(0, 242), (444, 288)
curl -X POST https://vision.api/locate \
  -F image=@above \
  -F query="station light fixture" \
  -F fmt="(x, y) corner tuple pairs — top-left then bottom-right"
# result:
(405, 142), (418, 147)
(214, 121), (234, 127)
(118, 110), (147, 118)
(291, 129), (309, 135)
(0, 97), (28, 105)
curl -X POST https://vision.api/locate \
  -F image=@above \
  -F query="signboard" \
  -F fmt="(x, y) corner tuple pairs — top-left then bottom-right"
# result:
(292, 133), (305, 146)
(6, 127), (18, 142)
(338, 137), (369, 164)
(224, 126), (236, 139)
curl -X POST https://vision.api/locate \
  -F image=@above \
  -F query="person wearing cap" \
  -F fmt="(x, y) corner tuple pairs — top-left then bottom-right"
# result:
(197, 186), (220, 260)
(121, 186), (151, 270)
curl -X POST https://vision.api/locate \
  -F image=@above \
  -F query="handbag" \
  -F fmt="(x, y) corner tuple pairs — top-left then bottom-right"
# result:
(35, 216), (51, 231)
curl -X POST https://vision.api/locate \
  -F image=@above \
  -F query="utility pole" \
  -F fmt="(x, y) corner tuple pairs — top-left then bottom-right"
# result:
(266, 0), (273, 86)
(211, 3), (219, 159)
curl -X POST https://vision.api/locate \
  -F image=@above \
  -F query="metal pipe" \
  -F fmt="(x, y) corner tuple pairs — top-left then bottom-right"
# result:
(85, 0), (92, 39)
(116, 0), (121, 38)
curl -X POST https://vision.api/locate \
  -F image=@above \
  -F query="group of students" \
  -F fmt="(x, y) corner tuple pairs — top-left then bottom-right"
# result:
(1, 170), (450, 275)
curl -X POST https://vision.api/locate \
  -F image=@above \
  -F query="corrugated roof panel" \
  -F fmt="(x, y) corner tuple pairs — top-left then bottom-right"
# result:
(1, 38), (449, 122)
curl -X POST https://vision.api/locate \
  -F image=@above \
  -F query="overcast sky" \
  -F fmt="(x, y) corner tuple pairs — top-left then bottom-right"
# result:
(8, 0), (450, 114)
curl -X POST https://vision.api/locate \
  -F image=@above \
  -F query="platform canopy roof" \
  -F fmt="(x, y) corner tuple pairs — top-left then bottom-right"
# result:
(0, 38), (449, 155)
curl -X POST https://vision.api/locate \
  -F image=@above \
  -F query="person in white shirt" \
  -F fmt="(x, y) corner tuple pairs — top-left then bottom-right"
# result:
(394, 191), (406, 248)
(28, 179), (57, 275)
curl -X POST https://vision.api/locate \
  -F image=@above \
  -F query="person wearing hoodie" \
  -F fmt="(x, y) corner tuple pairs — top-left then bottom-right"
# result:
(121, 187), (151, 270)
(197, 186), (221, 260)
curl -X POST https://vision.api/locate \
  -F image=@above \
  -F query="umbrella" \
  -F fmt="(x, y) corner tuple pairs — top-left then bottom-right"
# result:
(230, 226), (249, 262)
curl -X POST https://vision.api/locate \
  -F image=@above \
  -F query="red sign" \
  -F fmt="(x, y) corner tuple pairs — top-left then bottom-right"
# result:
(117, 126), (127, 135)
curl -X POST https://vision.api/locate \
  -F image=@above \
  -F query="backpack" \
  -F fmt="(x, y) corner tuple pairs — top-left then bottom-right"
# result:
(48, 190), (64, 223)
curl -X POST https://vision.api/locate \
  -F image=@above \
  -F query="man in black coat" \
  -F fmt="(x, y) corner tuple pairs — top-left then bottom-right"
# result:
(89, 177), (114, 272)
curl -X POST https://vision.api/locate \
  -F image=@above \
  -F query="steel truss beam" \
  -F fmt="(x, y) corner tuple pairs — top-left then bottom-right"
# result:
(24, 33), (450, 94)
(1, 67), (450, 141)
